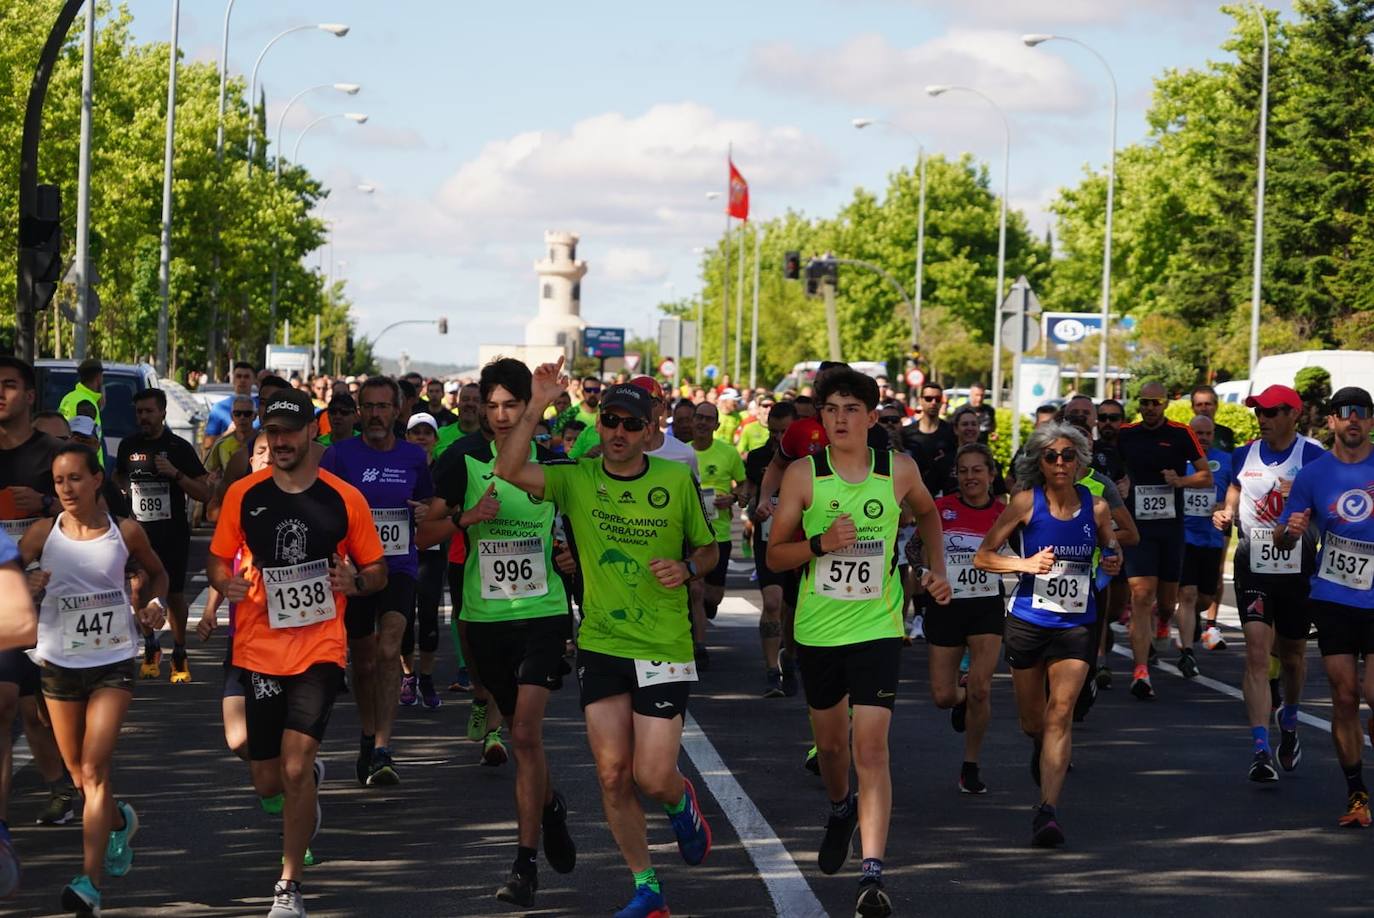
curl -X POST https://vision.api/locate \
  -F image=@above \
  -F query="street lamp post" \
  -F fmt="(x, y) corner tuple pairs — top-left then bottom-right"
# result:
(156, 0), (181, 377)
(1247, 6), (1270, 380)
(852, 117), (926, 352)
(292, 111), (367, 161)
(246, 23), (349, 173)
(705, 190), (725, 383)
(1024, 33), (1118, 399)
(926, 84), (1010, 406)
(275, 83), (361, 178)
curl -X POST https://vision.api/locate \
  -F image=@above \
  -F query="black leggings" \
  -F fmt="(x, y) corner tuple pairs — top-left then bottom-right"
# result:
(403, 549), (446, 657)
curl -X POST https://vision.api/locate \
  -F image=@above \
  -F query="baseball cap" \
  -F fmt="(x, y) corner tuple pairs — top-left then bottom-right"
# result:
(600, 384), (654, 421)
(69, 416), (98, 438)
(779, 417), (829, 461)
(327, 393), (356, 412)
(719, 387), (740, 400)
(407, 412), (438, 433)
(444, 380), (460, 394)
(1245, 385), (1302, 412)
(1328, 386), (1374, 411)
(262, 390), (314, 429)
(628, 375), (664, 400)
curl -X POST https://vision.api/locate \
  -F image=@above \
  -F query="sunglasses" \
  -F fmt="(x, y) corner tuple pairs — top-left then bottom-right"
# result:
(1138, 399), (1164, 408)
(1041, 448), (1079, 465)
(534, 433), (552, 443)
(232, 410), (255, 418)
(583, 387), (602, 395)
(1255, 405), (1291, 419)
(601, 413), (648, 432)
(1097, 413), (1123, 423)
(921, 395), (941, 402)
(1336, 404), (1371, 420)
(878, 416), (903, 425)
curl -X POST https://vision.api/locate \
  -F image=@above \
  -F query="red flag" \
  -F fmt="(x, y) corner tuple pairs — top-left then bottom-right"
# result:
(728, 157), (749, 221)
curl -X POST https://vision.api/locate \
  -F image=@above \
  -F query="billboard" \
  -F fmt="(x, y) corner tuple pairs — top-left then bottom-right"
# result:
(1042, 312), (1137, 348)
(584, 326), (625, 358)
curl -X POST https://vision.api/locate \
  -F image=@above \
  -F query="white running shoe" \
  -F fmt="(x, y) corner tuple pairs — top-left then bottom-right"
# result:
(908, 615), (925, 643)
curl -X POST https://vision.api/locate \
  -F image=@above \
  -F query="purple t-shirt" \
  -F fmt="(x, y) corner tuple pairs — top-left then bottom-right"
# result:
(320, 436), (434, 578)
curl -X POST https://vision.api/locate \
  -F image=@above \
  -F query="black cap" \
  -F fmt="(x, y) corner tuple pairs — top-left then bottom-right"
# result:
(1328, 386), (1374, 411)
(600, 384), (653, 421)
(261, 389), (314, 429)
(327, 393), (357, 412)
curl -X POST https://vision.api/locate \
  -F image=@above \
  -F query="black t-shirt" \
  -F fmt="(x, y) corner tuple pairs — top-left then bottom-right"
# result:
(1091, 442), (1127, 483)
(1117, 420), (1205, 524)
(116, 427), (206, 537)
(744, 440), (776, 488)
(901, 420), (958, 491)
(0, 430), (59, 496)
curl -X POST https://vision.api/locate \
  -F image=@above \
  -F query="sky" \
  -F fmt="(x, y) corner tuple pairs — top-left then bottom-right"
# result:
(119, 0), (1259, 368)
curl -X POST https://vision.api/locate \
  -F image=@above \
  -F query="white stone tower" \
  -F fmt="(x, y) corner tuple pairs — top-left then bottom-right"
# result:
(525, 230), (588, 356)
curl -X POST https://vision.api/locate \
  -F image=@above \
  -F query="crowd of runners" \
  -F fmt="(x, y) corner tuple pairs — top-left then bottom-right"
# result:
(0, 351), (1370, 918)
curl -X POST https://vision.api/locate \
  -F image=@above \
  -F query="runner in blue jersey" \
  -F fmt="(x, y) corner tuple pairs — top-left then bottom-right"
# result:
(320, 376), (433, 787)
(1176, 415), (1232, 676)
(1277, 386), (1374, 828)
(975, 424), (1120, 848)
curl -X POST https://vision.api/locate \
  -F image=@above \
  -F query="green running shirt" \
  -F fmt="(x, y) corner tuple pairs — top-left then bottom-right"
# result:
(693, 439), (747, 542)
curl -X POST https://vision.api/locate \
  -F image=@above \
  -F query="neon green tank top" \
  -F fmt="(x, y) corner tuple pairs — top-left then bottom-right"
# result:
(796, 447), (903, 647)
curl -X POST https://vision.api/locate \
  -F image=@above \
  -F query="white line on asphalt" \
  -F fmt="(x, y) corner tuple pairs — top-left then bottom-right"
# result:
(681, 712), (827, 918)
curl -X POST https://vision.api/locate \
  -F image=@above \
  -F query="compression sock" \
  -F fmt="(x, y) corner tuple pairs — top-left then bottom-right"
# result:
(259, 793), (284, 815)
(632, 867), (661, 894)
(1252, 726), (1271, 755)
(172, 642), (186, 664)
(514, 845), (538, 878)
(664, 789), (687, 817)
(1344, 762), (1367, 796)
(144, 633), (159, 661)
(861, 858), (883, 882)
(831, 794), (856, 820)
(1278, 703), (1300, 732)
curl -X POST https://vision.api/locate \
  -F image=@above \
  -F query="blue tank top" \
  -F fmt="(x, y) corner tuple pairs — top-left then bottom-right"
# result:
(1010, 485), (1099, 628)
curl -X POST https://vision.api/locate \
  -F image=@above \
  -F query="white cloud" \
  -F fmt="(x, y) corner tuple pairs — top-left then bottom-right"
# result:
(601, 247), (670, 284)
(896, 0), (1204, 28)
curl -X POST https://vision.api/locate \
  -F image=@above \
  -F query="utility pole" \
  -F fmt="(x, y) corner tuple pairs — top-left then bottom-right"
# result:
(72, 0), (95, 358)
(156, 0), (181, 376)
(822, 276), (842, 362)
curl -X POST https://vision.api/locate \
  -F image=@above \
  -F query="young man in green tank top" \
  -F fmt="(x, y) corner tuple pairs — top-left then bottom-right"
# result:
(426, 358), (577, 908)
(494, 357), (719, 918)
(767, 367), (951, 918)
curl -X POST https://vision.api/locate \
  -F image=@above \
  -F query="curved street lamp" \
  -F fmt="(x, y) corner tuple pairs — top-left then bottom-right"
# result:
(275, 83), (362, 178)
(246, 23), (350, 170)
(292, 112), (368, 162)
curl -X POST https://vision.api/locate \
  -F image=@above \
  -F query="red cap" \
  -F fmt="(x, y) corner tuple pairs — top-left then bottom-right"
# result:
(628, 375), (664, 400)
(1244, 384), (1302, 412)
(779, 417), (829, 461)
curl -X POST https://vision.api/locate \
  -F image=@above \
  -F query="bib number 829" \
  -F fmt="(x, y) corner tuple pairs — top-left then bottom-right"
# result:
(826, 560), (871, 585)
(1141, 496), (1167, 513)
(490, 558), (534, 582)
(272, 581), (329, 611)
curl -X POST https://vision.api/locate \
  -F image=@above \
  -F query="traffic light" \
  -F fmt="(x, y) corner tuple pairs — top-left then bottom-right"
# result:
(20, 183), (62, 311)
(437, 317), (448, 335)
(804, 257), (837, 298)
(783, 250), (800, 280)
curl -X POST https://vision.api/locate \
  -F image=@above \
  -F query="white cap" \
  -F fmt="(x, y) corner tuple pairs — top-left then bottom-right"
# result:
(70, 416), (98, 437)
(345, 375), (357, 384)
(444, 380), (460, 394)
(719, 388), (740, 400)
(407, 412), (438, 432)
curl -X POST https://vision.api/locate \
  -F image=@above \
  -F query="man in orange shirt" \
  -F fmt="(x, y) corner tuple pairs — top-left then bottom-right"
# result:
(208, 388), (386, 918)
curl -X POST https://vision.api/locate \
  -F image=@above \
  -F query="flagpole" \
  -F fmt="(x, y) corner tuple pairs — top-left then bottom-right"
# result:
(734, 220), (745, 382)
(749, 223), (761, 390)
(721, 142), (732, 385)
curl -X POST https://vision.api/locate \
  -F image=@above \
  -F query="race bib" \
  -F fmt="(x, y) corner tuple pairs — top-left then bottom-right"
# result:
(759, 497), (778, 541)
(949, 550), (997, 599)
(131, 480), (171, 522)
(1031, 560), (1091, 616)
(263, 558), (337, 629)
(1, 517), (38, 540)
(814, 539), (885, 601)
(700, 488), (718, 522)
(1183, 488), (1214, 518)
(633, 658), (699, 688)
(477, 537), (549, 599)
(57, 588), (133, 655)
(1249, 527), (1299, 575)
(1318, 533), (1374, 591)
(371, 507), (411, 557)
(1134, 484), (1175, 521)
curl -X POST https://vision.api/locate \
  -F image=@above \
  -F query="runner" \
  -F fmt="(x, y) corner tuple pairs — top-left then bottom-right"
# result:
(208, 388), (386, 918)
(1178, 415), (1233, 672)
(427, 358), (577, 908)
(493, 359), (716, 918)
(767, 366), (950, 918)
(1090, 398), (1131, 687)
(974, 424), (1121, 847)
(19, 443), (169, 916)
(202, 362), (258, 453)
(875, 403), (922, 643)
(929, 443), (1005, 795)
(900, 382), (958, 494)
(1118, 381), (1212, 700)
(1213, 384), (1325, 782)
(1191, 386), (1235, 643)
(944, 407), (1008, 497)
(320, 376), (433, 787)
(1278, 386), (1374, 827)
(115, 388), (211, 683)
(399, 413), (444, 710)
(746, 400), (798, 696)
(0, 531), (32, 654)
(205, 396), (256, 481)
(689, 401), (747, 640)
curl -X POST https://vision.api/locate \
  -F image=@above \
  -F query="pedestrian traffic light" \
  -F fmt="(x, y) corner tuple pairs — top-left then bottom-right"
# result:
(437, 317), (448, 335)
(783, 250), (800, 280)
(20, 183), (62, 311)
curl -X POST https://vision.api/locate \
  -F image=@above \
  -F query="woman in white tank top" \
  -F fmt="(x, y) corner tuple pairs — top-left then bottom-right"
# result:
(17, 444), (168, 916)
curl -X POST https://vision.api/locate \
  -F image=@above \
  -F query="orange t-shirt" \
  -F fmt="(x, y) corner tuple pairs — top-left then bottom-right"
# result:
(211, 466), (383, 676)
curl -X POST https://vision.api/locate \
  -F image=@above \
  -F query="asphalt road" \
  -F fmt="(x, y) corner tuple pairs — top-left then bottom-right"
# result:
(5, 535), (1371, 917)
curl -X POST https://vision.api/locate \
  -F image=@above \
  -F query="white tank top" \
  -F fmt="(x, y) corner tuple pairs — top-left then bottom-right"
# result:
(1236, 436), (1322, 542)
(35, 513), (138, 669)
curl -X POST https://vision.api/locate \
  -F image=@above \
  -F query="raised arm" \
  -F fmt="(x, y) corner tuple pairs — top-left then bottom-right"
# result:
(493, 358), (568, 501)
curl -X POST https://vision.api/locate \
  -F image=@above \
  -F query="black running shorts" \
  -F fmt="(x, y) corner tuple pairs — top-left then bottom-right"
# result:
(1124, 522), (1185, 582)
(1308, 600), (1374, 658)
(345, 573), (417, 640)
(924, 596), (1006, 648)
(243, 662), (343, 761)
(576, 648), (692, 720)
(704, 540), (733, 588)
(465, 615), (572, 718)
(1180, 544), (1224, 595)
(1003, 615), (1094, 669)
(1235, 560), (1311, 642)
(0, 648), (40, 697)
(796, 638), (902, 711)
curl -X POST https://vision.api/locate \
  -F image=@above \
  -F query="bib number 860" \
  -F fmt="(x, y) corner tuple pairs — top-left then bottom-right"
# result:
(272, 581), (329, 611)
(376, 523), (402, 545)
(490, 558), (534, 582)
(826, 560), (871, 584)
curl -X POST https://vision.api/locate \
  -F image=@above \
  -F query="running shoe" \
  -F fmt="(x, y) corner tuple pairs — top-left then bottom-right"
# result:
(481, 730), (508, 767)
(1248, 749), (1279, 783)
(104, 801), (138, 877)
(0, 821), (17, 898)
(399, 674), (418, 707)
(1269, 678), (1282, 713)
(908, 615), (925, 643)
(668, 778), (711, 866)
(694, 642), (711, 673)
(1095, 665), (1112, 690)
(614, 883), (669, 918)
(61, 875), (100, 916)
(959, 765), (987, 796)
(37, 783), (76, 825)
(804, 745), (820, 776)
(1153, 619), (1170, 650)
(855, 878), (893, 918)
(542, 790), (577, 874)
(367, 747), (399, 786)
(311, 759), (325, 840)
(1177, 649), (1199, 680)
(1338, 791), (1371, 828)
(496, 871), (536, 907)
(763, 669), (785, 698)
(467, 701), (489, 742)
(267, 879), (306, 918)
(958, 648), (970, 675)
(138, 648), (161, 680)
(817, 797), (858, 875)
(1276, 727), (1302, 772)
(1031, 804), (1065, 848)
(449, 667), (472, 693)
(419, 677), (442, 709)
(1130, 676), (1156, 701)
(1202, 625), (1227, 650)
(169, 654), (191, 684)
(355, 748), (370, 787)
(950, 698), (967, 734)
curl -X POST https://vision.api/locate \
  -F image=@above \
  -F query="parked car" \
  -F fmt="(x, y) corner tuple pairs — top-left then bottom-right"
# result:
(35, 360), (202, 456)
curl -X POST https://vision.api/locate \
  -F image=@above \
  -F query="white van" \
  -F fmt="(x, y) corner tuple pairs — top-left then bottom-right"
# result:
(1250, 350), (1374, 396)
(773, 360), (889, 395)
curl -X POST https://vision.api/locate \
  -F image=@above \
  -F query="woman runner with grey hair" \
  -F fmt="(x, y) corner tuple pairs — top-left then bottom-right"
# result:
(975, 424), (1121, 848)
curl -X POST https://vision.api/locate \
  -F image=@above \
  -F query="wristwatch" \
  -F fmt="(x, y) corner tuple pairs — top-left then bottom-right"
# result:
(684, 560), (700, 582)
(809, 534), (826, 557)
(353, 573), (366, 596)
